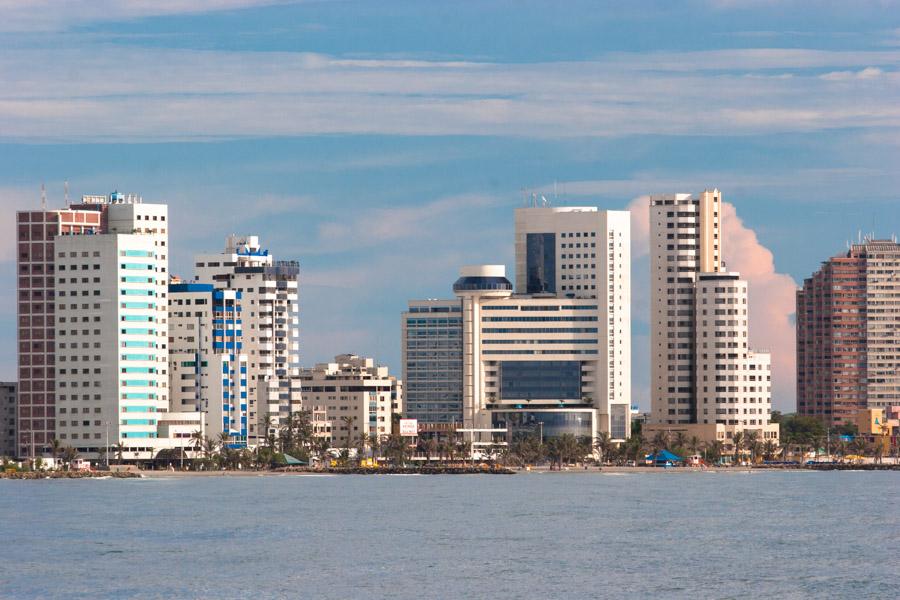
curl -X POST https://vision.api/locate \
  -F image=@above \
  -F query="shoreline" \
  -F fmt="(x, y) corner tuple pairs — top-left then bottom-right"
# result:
(4, 463), (898, 479)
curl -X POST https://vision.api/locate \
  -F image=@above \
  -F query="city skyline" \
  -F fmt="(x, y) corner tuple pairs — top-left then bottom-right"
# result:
(2, 1), (900, 415)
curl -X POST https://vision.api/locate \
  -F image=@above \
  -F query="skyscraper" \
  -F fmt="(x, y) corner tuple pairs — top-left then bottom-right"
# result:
(402, 203), (632, 442)
(401, 299), (463, 427)
(168, 283), (249, 446)
(797, 238), (900, 426)
(193, 235), (300, 442)
(649, 190), (722, 425)
(16, 198), (105, 458)
(53, 193), (170, 460)
(647, 190), (777, 449)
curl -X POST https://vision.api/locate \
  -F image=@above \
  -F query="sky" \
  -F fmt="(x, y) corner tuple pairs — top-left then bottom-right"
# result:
(1, 0), (899, 413)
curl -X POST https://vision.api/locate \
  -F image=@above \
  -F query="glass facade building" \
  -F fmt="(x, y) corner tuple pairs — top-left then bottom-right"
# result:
(402, 301), (464, 425)
(525, 233), (556, 294)
(499, 360), (581, 401)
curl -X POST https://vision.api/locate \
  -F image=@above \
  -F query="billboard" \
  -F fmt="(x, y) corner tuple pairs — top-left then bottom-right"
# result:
(399, 419), (418, 436)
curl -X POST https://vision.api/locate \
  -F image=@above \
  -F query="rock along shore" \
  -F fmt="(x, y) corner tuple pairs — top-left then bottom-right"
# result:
(0, 470), (142, 479)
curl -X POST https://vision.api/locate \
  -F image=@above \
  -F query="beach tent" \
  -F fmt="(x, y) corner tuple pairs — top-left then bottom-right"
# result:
(282, 453), (308, 466)
(645, 449), (683, 466)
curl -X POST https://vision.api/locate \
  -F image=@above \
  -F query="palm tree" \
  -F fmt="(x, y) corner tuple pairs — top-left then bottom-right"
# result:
(703, 440), (725, 464)
(651, 430), (669, 453)
(687, 436), (702, 457)
(851, 437), (868, 461)
(49, 437), (62, 469)
(763, 440), (779, 462)
(745, 430), (761, 464)
(593, 432), (613, 464)
(424, 437), (439, 464)
(114, 442), (126, 465)
(202, 436), (219, 466)
(189, 429), (204, 461)
(340, 416), (355, 456)
(61, 446), (78, 471)
(731, 431), (745, 464)
(673, 432), (688, 455)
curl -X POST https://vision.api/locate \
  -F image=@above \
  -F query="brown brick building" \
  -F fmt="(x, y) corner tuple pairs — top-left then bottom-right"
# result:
(797, 239), (900, 427)
(16, 199), (108, 458)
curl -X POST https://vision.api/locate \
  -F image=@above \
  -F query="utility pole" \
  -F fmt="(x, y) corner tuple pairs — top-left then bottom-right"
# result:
(105, 421), (110, 470)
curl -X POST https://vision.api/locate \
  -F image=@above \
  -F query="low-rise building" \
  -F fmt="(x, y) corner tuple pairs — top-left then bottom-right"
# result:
(298, 355), (402, 448)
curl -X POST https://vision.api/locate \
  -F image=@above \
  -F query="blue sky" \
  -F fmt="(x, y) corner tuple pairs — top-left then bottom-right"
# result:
(2, 0), (899, 412)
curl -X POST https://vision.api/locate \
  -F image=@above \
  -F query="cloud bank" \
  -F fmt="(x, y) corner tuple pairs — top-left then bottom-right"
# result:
(0, 47), (897, 141)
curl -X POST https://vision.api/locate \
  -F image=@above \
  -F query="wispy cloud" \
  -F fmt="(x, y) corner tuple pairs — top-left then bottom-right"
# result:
(0, 0), (298, 32)
(820, 66), (884, 80)
(0, 47), (898, 141)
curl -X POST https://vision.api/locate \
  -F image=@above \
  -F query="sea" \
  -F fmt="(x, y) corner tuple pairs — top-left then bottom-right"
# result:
(0, 470), (896, 599)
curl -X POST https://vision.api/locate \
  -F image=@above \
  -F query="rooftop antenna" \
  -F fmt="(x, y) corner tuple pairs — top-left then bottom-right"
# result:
(64, 181), (69, 206)
(553, 180), (558, 200)
(40, 183), (46, 211)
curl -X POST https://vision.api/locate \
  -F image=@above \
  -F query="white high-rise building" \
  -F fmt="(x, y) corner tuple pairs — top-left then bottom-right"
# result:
(193, 235), (300, 442)
(169, 283), (249, 446)
(647, 190), (777, 450)
(54, 193), (171, 460)
(456, 264), (630, 441)
(513, 207), (631, 435)
(402, 204), (632, 443)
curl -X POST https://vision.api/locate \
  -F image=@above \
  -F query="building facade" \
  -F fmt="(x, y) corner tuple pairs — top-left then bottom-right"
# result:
(402, 204), (632, 442)
(169, 283), (249, 446)
(648, 190), (776, 446)
(53, 193), (171, 460)
(514, 207), (631, 435)
(16, 200), (106, 458)
(0, 383), (16, 458)
(401, 299), (463, 427)
(193, 235), (300, 443)
(797, 239), (900, 426)
(298, 354), (402, 448)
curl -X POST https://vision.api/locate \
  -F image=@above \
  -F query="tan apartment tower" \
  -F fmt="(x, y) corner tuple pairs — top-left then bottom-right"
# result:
(649, 190), (722, 425)
(647, 190), (776, 450)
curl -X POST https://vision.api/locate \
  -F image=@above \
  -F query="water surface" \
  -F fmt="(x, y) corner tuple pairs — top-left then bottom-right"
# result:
(0, 471), (896, 599)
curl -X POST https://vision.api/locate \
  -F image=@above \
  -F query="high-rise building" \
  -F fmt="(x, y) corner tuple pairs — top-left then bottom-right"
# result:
(401, 299), (463, 427)
(298, 354), (402, 448)
(0, 382), (16, 458)
(168, 283), (249, 446)
(647, 190), (777, 449)
(797, 238), (900, 426)
(514, 207), (631, 421)
(193, 235), (300, 442)
(455, 265), (629, 440)
(53, 193), (170, 460)
(16, 199), (106, 458)
(402, 205), (631, 441)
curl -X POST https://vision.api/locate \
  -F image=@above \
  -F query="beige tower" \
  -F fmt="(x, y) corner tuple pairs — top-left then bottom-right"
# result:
(649, 190), (722, 425)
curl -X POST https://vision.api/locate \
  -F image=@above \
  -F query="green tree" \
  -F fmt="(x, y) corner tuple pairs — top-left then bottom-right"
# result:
(61, 446), (78, 471)
(650, 430), (669, 454)
(593, 431), (613, 464)
(49, 437), (62, 469)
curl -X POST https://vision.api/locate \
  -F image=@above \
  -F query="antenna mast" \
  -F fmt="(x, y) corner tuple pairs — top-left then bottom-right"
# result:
(64, 181), (69, 206)
(40, 183), (46, 211)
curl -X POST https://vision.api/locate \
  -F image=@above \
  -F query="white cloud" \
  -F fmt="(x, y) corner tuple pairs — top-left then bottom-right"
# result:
(820, 66), (884, 80)
(0, 0), (297, 32)
(0, 47), (898, 141)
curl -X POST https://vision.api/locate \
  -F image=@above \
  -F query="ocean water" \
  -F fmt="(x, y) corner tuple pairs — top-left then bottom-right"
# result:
(0, 470), (896, 599)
